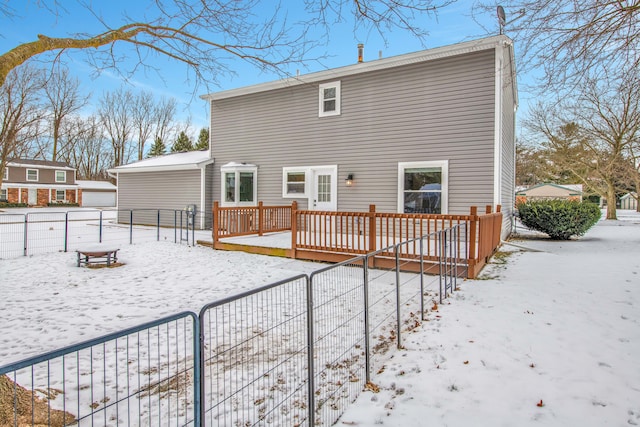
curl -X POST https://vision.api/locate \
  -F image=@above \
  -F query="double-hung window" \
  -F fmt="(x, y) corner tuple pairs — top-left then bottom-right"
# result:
(56, 190), (65, 202)
(26, 169), (38, 182)
(282, 168), (308, 197)
(398, 161), (448, 214)
(55, 170), (66, 183)
(221, 163), (257, 206)
(319, 81), (341, 117)
(2, 167), (7, 180)
(0, 188), (7, 200)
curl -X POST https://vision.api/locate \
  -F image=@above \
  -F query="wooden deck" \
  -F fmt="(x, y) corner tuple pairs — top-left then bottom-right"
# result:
(207, 202), (503, 279)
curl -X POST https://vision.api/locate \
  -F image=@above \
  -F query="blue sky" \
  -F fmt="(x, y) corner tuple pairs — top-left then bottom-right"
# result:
(1, 1), (523, 130)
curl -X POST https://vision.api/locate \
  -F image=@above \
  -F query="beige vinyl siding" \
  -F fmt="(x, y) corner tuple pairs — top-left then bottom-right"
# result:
(210, 49), (498, 215)
(499, 44), (517, 237)
(116, 170), (202, 227)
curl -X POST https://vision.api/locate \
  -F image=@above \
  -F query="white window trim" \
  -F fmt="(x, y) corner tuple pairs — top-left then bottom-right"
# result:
(397, 160), (449, 214)
(55, 189), (66, 202)
(0, 188), (7, 199)
(282, 167), (309, 198)
(319, 81), (341, 117)
(2, 167), (7, 180)
(55, 170), (67, 183)
(26, 169), (39, 182)
(220, 163), (258, 207)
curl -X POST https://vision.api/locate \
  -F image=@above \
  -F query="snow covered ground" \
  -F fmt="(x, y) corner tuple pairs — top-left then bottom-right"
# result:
(339, 210), (640, 426)
(1, 209), (639, 426)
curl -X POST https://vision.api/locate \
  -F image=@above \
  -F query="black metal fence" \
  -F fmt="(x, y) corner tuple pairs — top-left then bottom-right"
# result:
(0, 209), (212, 259)
(0, 225), (463, 427)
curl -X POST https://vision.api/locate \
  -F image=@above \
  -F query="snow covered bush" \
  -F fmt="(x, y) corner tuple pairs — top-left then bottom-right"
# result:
(516, 199), (601, 240)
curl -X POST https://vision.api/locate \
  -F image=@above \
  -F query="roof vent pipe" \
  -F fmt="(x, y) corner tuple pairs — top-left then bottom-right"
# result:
(357, 43), (364, 63)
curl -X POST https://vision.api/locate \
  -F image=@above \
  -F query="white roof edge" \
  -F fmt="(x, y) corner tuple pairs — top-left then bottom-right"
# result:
(201, 35), (513, 101)
(108, 158), (214, 174)
(8, 161), (75, 171)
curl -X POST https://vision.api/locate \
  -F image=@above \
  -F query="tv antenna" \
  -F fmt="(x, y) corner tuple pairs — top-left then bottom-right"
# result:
(497, 5), (526, 34)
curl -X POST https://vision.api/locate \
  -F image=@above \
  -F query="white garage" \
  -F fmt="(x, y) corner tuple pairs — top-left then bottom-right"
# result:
(77, 180), (117, 207)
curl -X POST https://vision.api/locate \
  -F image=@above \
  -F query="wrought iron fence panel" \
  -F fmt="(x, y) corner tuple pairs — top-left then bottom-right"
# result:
(199, 275), (310, 427)
(0, 312), (199, 427)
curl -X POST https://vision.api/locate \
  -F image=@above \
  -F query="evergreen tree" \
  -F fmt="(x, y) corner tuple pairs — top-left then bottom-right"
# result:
(147, 137), (166, 157)
(171, 131), (193, 152)
(195, 127), (209, 150)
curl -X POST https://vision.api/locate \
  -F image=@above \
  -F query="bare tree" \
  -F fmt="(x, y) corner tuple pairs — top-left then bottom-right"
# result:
(474, 1), (640, 93)
(152, 97), (177, 150)
(0, 65), (44, 189)
(1, 1), (456, 90)
(42, 67), (89, 161)
(131, 91), (155, 160)
(98, 87), (134, 167)
(525, 74), (640, 219)
(57, 115), (109, 179)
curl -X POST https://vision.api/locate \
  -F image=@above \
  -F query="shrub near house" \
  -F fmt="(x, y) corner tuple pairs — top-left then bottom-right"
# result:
(517, 200), (601, 240)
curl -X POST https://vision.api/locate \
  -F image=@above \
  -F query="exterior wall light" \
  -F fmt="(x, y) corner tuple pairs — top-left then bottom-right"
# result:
(345, 174), (354, 186)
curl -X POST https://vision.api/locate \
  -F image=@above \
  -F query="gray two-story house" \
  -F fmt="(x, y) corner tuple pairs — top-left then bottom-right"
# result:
(202, 35), (517, 236)
(1, 159), (80, 206)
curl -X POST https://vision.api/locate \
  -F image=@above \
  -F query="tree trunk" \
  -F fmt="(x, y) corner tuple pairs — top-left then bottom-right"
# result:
(606, 184), (617, 220)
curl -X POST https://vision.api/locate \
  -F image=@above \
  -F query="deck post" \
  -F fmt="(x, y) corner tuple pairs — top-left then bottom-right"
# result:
(468, 206), (478, 279)
(212, 201), (219, 247)
(258, 201), (264, 236)
(290, 201), (298, 258)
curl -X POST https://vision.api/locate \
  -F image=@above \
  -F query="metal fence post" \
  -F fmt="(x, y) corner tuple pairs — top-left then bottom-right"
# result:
(306, 275), (315, 427)
(363, 254), (371, 383)
(157, 210), (160, 241)
(23, 214), (28, 256)
(194, 315), (202, 427)
(174, 211), (177, 243)
(438, 231), (444, 304)
(99, 211), (103, 243)
(395, 244), (402, 349)
(129, 210), (133, 244)
(64, 212), (69, 252)
(419, 237), (425, 321)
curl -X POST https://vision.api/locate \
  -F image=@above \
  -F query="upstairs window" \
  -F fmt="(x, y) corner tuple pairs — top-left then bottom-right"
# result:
(2, 167), (7, 180)
(319, 81), (341, 117)
(55, 170), (67, 183)
(26, 169), (38, 182)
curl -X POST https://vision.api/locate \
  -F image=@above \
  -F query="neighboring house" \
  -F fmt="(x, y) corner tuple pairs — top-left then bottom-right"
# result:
(76, 180), (117, 207)
(515, 183), (583, 204)
(0, 159), (80, 206)
(108, 150), (214, 229)
(201, 35), (517, 238)
(620, 192), (638, 210)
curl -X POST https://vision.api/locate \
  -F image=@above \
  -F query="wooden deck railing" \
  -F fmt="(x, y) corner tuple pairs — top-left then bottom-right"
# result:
(212, 201), (502, 278)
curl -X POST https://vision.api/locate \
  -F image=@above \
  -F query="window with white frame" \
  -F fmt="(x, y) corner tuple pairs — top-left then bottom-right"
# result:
(398, 161), (448, 214)
(56, 190), (65, 202)
(220, 163), (257, 206)
(55, 170), (66, 183)
(2, 167), (7, 180)
(319, 81), (341, 117)
(0, 188), (7, 200)
(282, 168), (307, 197)
(26, 169), (38, 182)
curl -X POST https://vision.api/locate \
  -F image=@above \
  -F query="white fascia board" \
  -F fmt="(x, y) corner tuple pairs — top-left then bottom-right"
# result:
(8, 162), (75, 171)
(1, 183), (79, 190)
(201, 35), (513, 101)
(108, 158), (214, 174)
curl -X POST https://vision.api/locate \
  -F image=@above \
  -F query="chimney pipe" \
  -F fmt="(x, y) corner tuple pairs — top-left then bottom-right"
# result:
(357, 43), (364, 63)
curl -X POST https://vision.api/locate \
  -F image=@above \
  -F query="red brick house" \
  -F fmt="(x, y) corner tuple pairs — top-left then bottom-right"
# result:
(0, 159), (82, 206)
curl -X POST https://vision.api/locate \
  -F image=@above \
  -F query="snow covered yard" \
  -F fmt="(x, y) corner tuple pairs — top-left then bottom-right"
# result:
(338, 210), (640, 426)
(1, 209), (639, 426)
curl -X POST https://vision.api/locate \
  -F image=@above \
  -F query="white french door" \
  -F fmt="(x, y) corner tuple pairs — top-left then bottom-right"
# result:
(310, 167), (337, 211)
